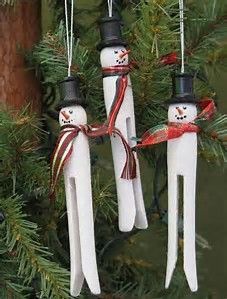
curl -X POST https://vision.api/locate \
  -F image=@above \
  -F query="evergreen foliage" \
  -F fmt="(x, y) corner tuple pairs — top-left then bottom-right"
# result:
(1, 0), (227, 298)
(0, 0), (16, 5)
(0, 108), (70, 298)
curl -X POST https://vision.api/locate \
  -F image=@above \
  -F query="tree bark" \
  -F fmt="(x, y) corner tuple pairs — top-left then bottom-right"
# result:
(0, 0), (41, 110)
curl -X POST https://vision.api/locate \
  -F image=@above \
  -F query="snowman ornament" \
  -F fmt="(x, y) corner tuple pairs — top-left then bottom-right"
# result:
(51, 77), (100, 297)
(165, 74), (198, 292)
(135, 73), (216, 292)
(98, 16), (148, 232)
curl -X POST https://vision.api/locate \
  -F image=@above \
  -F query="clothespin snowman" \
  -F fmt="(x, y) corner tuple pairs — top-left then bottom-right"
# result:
(165, 73), (198, 292)
(98, 16), (148, 232)
(53, 77), (101, 296)
(135, 72), (216, 292)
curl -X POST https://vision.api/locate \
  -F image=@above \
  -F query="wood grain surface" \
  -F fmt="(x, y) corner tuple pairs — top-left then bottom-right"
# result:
(0, 0), (41, 110)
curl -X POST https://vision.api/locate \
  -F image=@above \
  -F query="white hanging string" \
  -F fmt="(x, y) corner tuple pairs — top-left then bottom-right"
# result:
(107, 0), (113, 17)
(179, 0), (185, 73)
(64, 0), (74, 77)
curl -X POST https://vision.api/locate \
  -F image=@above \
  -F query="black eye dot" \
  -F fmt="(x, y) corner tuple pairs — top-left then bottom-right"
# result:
(114, 50), (118, 54)
(69, 110), (73, 114)
(121, 49), (124, 53)
(175, 115), (177, 117)
(183, 107), (187, 110)
(184, 115), (187, 118)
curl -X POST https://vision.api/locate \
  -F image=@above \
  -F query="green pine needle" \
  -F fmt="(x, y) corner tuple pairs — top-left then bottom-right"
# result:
(0, 196), (71, 299)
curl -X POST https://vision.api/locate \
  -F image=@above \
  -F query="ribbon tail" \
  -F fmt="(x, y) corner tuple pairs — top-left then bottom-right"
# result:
(50, 143), (73, 200)
(108, 75), (128, 135)
(49, 127), (79, 200)
(113, 129), (137, 180)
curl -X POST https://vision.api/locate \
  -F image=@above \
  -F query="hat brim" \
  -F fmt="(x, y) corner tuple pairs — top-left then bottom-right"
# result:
(97, 39), (127, 51)
(165, 96), (198, 105)
(56, 99), (85, 111)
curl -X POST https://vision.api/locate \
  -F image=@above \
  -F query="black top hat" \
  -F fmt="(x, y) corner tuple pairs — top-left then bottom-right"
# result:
(166, 73), (198, 104)
(56, 76), (84, 110)
(97, 16), (127, 51)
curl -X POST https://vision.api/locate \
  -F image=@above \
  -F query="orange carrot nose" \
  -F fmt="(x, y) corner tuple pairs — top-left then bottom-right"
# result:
(119, 49), (131, 59)
(61, 111), (70, 120)
(176, 107), (183, 115)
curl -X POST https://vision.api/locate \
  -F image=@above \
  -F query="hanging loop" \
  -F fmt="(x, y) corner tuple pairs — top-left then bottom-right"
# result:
(179, 0), (185, 74)
(107, 0), (113, 17)
(65, 0), (74, 77)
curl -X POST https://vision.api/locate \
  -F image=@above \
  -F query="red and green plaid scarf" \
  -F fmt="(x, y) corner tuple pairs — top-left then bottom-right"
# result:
(50, 123), (136, 199)
(136, 98), (216, 149)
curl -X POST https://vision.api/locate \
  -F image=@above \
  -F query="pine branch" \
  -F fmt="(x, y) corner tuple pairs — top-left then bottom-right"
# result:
(0, 249), (33, 298)
(0, 106), (50, 198)
(30, 21), (100, 86)
(0, 107), (70, 298)
(186, 0), (227, 72)
(0, 196), (71, 299)
(93, 171), (118, 222)
(199, 113), (227, 164)
(29, 22), (104, 121)
(130, 0), (179, 104)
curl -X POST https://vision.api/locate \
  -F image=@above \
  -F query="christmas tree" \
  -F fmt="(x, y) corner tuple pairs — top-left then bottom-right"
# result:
(0, 0), (227, 298)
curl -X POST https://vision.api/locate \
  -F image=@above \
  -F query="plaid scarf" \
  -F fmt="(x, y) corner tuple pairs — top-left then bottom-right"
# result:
(136, 99), (216, 149)
(50, 124), (136, 199)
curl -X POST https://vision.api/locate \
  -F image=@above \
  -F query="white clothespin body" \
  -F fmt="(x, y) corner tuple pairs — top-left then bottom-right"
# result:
(59, 106), (101, 297)
(62, 2), (100, 296)
(165, 0), (198, 291)
(100, 46), (148, 232)
(165, 102), (198, 292)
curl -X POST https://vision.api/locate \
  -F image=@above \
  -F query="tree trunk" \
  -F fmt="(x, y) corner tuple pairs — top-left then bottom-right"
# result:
(0, 0), (41, 110)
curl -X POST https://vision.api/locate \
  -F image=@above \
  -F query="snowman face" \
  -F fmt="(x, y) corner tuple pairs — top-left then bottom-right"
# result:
(100, 46), (129, 67)
(59, 105), (87, 127)
(168, 103), (197, 123)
